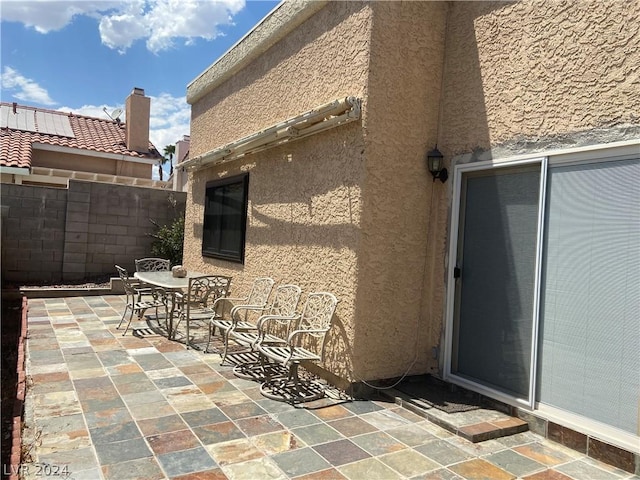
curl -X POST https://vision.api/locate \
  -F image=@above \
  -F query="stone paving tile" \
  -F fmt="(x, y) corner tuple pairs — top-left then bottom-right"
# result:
(20, 295), (634, 480)
(101, 457), (166, 480)
(207, 438), (265, 466)
(222, 457), (286, 480)
(218, 400), (268, 420)
(386, 422), (438, 446)
(378, 449), (441, 477)
(193, 421), (246, 445)
(181, 407), (230, 427)
(350, 431), (407, 456)
(272, 447), (331, 477)
(272, 408), (322, 429)
(235, 414), (285, 436)
(250, 430), (303, 455)
(484, 449), (547, 478)
(156, 447), (218, 478)
(290, 422), (344, 446)
(172, 468), (228, 480)
(89, 420), (142, 444)
(94, 437), (153, 465)
(313, 439), (371, 466)
(415, 438), (475, 466)
(138, 414), (190, 436)
(327, 415), (378, 437)
(554, 459), (625, 480)
(415, 468), (465, 480)
(338, 457), (403, 480)
(448, 458), (515, 480)
(146, 428), (202, 455)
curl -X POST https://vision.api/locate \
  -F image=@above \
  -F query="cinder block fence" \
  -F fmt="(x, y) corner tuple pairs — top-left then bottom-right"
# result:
(1, 180), (186, 284)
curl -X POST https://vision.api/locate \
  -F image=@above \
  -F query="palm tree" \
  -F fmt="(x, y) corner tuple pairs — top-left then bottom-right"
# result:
(160, 144), (175, 181)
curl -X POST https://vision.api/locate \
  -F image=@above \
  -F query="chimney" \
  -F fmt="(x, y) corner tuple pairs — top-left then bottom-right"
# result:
(125, 87), (150, 153)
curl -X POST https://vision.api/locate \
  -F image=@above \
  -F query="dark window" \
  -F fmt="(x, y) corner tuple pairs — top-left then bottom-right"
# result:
(202, 174), (249, 263)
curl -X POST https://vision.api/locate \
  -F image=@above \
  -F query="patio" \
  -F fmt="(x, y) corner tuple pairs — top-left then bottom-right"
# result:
(19, 294), (635, 480)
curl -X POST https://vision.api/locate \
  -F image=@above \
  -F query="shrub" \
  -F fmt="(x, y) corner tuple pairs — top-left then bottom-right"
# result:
(149, 216), (184, 266)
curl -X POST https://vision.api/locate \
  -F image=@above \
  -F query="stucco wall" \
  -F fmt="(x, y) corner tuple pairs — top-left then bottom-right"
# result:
(32, 149), (153, 179)
(440, 0), (640, 158)
(185, 2), (372, 383)
(353, 1), (448, 380)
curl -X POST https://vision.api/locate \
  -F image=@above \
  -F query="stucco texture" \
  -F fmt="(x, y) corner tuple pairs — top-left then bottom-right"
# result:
(440, 0), (640, 156)
(185, 2), (371, 384)
(353, 1), (448, 381)
(31, 150), (152, 178)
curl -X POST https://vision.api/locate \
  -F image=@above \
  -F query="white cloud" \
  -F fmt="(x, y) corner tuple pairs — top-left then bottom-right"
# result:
(2, 0), (246, 54)
(0, 1), (122, 33)
(1, 66), (56, 105)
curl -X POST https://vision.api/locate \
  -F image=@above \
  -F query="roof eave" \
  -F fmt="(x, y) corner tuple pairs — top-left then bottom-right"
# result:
(186, 0), (328, 105)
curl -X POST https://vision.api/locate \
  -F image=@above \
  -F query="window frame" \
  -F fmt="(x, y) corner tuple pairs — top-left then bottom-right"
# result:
(201, 173), (249, 263)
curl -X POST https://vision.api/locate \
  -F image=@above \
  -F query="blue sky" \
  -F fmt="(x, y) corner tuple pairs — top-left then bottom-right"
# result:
(1, 0), (280, 177)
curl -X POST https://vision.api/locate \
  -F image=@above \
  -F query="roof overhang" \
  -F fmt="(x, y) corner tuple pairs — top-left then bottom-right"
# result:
(187, 0), (328, 105)
(177, 96), (361, 171)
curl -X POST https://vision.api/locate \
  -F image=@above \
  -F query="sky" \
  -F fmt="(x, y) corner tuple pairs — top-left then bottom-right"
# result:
(0, 0), (281, 178)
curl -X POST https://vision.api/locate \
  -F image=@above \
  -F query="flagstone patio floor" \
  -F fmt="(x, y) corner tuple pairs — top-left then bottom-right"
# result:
(19, 295), (638, 480)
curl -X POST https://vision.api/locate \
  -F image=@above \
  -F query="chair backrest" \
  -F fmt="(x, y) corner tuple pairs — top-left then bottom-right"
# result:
(115, 265), (136, 296)
(135, 258), (171, 272)
(187, 275), (232, 307)
(297, 292), (339, 338)
(269, 284), (302, 318)
(245, 277), (275, 306)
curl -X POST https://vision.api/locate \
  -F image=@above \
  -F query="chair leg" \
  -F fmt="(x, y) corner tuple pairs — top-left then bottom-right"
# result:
(116, 305), (128, 330)
(219, 328), (231, 365)
(122, 308), (135, 336)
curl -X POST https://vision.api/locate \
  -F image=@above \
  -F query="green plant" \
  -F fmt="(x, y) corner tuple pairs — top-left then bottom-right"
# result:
(149, 216), (184, 266)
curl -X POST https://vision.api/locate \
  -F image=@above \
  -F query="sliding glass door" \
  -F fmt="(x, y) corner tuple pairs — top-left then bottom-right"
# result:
(447, 144), (639, 443)
(451, 165), (541, 401)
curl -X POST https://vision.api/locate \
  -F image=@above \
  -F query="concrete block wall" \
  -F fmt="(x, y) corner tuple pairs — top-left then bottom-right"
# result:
(1, 184), (67, 284)
(1, 180), (186, 284)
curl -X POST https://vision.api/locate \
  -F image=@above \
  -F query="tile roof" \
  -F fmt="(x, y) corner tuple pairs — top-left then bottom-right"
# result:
(0, 102), (161, 170)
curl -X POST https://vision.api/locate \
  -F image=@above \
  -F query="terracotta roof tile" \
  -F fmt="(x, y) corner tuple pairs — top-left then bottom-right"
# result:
(0, 102), (161, 170)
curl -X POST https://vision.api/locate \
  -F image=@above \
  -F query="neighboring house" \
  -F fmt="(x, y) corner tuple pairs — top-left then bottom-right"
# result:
(0, 88), (166, 188)
(170, 134), (190, 192)
(180, 0), (639, 460)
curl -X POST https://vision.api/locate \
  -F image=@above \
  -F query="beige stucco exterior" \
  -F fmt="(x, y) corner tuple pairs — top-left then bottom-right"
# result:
(440, 0), (640, 158)
(184, 0), (640, 390)
(31, 149), (153, 178)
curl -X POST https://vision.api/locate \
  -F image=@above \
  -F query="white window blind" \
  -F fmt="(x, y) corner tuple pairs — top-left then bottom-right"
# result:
(537, 158), (640, 434)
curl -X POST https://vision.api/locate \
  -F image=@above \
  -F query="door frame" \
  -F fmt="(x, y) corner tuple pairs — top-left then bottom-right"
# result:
(442, 139), (640, 411)
(443, 156), (546, 409)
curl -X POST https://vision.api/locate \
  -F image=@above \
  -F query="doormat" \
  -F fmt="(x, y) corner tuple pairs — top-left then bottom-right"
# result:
(395, 375), (482, 414)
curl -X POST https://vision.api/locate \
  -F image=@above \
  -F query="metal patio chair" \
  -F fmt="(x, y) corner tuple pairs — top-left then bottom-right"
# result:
(135, 257), (171, 272)
(257, 292), (339, 404)
(115, 264), (167, 336)
(173, 275), (232, 348)
(207, 277), (275, 361)
(229, 284), (303, 380)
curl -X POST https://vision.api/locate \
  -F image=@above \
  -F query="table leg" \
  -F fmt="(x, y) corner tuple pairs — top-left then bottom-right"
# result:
(166, 291), (176, 340)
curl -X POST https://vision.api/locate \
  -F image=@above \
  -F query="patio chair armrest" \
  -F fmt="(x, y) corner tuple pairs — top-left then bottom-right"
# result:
(287, 328), (328, 343)
(230, 304), (269, 318)
(256, 314), (300, 331)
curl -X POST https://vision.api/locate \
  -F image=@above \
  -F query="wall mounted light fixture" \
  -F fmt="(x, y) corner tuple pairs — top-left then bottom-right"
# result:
(427, 146), (448, 183)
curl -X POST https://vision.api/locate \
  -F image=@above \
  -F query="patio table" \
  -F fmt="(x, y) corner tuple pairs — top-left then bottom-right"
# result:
(133, 270), (205, 342)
